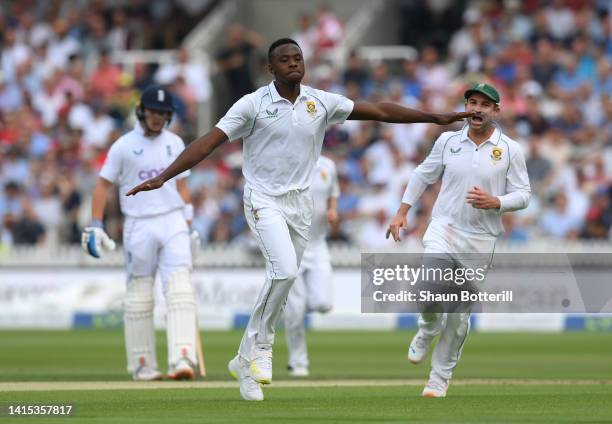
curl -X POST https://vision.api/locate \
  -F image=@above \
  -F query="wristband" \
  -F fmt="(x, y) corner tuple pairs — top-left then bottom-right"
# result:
(90, 220), (103, 228)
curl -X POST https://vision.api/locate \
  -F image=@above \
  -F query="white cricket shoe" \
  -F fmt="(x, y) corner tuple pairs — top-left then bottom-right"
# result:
(250, 347), (272, 384)
(228, 356), (264, 401)
(408, 331), (433, 364)
(133, 365), (162, 381)
(422, 379), (449, 398)
(287, 365), (309, 377)
(168, 358), (195, 381)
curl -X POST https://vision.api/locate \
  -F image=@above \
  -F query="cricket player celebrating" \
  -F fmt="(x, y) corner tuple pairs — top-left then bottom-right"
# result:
(386, 83), (531, 397)
(126, 38), (473, 401)
(284, 155), (339, 377)
(82, 85), (201, 381)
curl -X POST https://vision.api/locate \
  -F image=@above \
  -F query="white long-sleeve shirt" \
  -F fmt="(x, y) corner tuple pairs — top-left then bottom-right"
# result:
(402, 125), (530, 236)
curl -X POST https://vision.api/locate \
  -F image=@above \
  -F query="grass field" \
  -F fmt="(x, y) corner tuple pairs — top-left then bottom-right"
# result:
(1, 330), (611, 423)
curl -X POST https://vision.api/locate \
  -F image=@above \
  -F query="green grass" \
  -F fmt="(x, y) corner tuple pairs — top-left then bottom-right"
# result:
(1, 330), (612, 423)
(2, 385), (612, 424)
(1, 330), (611, 381)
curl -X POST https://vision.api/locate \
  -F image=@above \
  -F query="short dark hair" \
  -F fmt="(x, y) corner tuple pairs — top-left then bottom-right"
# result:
(268, 38), (300, 61)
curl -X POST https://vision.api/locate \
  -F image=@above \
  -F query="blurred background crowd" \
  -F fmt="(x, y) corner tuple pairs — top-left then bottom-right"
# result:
(0, 0), (611, 251)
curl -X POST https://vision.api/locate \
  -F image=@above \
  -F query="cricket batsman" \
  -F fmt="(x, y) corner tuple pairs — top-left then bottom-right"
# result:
(386, 83), (531, 397)
(82, 85), (202, 381)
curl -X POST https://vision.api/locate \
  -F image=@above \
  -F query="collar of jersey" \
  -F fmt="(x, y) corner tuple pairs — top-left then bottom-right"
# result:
(268, 81), (308, 104)
(460, 124), (500, 146)
(134, 121), (163, 139)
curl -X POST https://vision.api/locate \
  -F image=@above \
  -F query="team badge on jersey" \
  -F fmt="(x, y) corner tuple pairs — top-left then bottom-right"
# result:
(306, 101), (317, 116)
(491, 146), (503, 162)
(252, 209), (260, 222)
(320, 170), (328, 181)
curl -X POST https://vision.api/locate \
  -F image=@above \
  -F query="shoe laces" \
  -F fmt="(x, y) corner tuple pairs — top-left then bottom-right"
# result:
(414, 335), (429, 350)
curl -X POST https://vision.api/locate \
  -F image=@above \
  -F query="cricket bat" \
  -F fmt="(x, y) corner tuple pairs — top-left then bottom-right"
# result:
(195, 315), (206, 377)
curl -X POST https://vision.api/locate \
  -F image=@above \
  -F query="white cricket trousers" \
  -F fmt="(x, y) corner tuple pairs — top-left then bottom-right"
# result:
(123, 209), (191, 283)
(419, 219), (496, 383)
(239, 186), (313, 361)
(284, 239), (333, 369)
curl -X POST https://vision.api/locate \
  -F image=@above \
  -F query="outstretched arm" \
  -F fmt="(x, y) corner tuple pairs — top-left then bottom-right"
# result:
(126, 128), (228, 196)
(347, 102), (473, 125)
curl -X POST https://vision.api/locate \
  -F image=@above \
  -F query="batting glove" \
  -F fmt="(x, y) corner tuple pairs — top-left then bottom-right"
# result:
(81, 222), (116, 258)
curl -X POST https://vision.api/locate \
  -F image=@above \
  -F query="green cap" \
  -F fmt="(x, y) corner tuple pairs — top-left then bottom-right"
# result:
(464, 83), (500, 104)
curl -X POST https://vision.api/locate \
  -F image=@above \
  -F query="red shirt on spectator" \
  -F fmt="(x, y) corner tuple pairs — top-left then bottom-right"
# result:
(89, 54), (121, 99)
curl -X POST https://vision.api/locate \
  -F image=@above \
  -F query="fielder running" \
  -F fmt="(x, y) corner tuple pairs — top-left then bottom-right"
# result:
(386, 83), (531, 397)
(284, 155), (339, 377)
(126, 38), (473, 401)
(82, 86), (201, 381)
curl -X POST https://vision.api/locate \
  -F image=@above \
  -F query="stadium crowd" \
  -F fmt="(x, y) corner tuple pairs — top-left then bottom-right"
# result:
(0, 0), (611, 251)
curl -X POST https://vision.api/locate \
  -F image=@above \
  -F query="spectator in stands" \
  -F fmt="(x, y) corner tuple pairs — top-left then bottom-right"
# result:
(1, 28), (31, 84)
(314, 5), (344, 50)
(582, 186), (612, 239)
(291, 13), (317, 63)
(342, 50), (369, 92)
(82, 99), (116, 150)
(89, 49), (121, 100)
(526, 138), (553, 193)
(544, 0), (577, 43)
(133, 62), (155, 92)
(108, 73), (139, 128)
(46, 18), (81, 70)
(0, 71), (23, 114)
(449, 8), (493, 64)
(11, 198), (45, 245)
(416, 45), (450, 107)
(500, 213), (529, 244)
(1, 0), (612, 250)
(215, 24), (264, 104)
(58, 171), (82, 244)
(0, 181), (22, 220)
(107, 8), (131, 51)
(554, 56), (585, 97)
(400, 56), (423, 101)
(32, 176), (62, 247)
(531, 38), (560, 88)
(155, 47), (211, 104)
(539, 191), (583, 239)
(81, 12), (110, 57)
(363, 62), (393, 99)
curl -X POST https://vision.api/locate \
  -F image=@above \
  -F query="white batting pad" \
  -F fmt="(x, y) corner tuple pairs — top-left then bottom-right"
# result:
(124, 277), (156, 373)
(165, 268), (197, 367)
